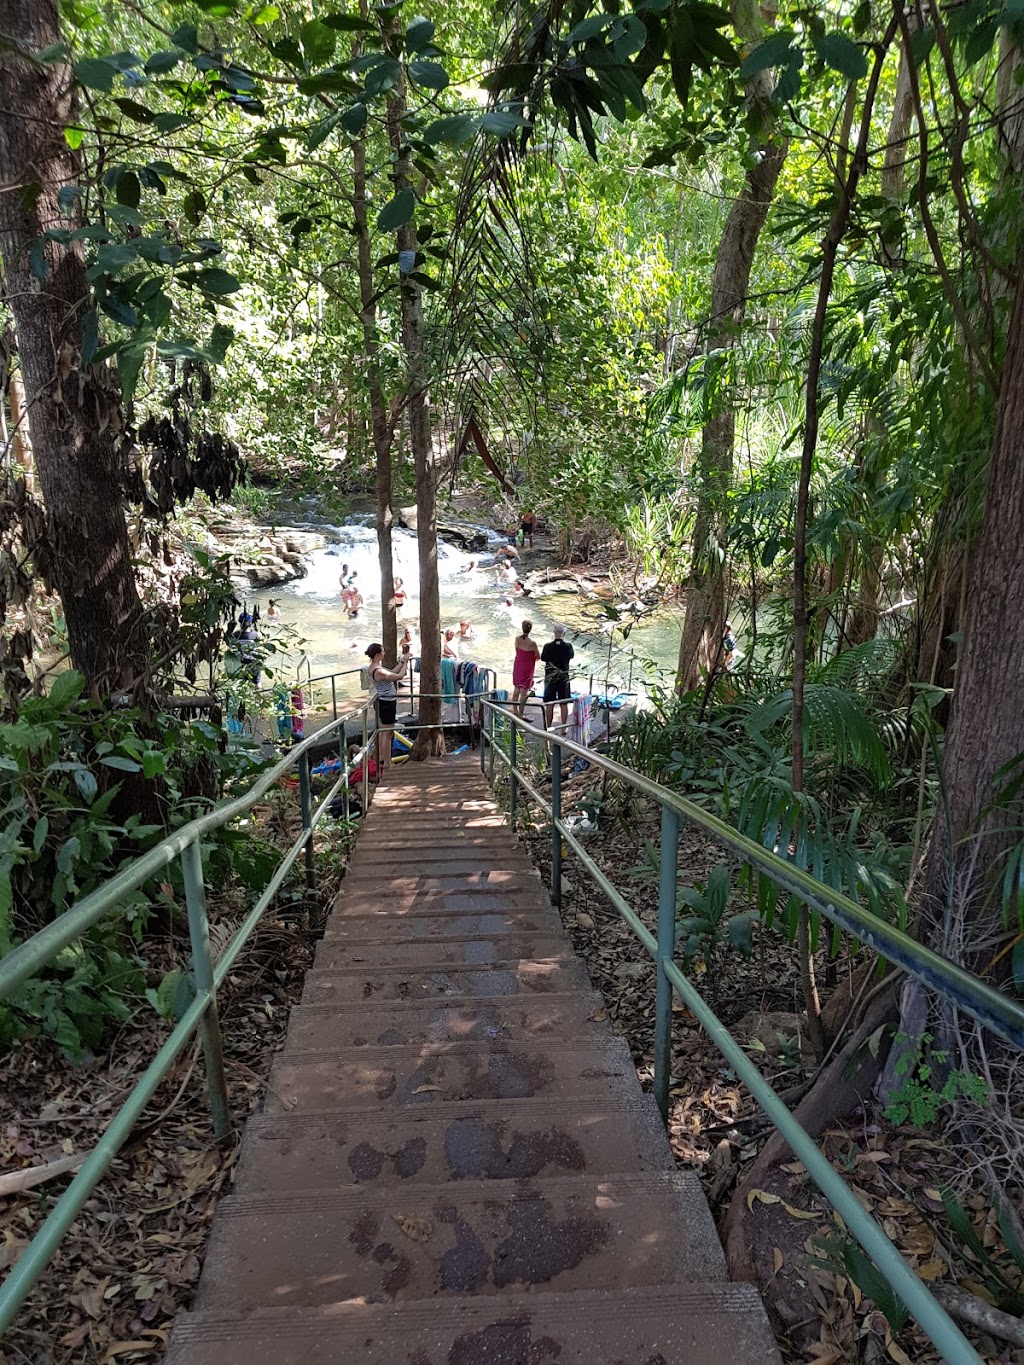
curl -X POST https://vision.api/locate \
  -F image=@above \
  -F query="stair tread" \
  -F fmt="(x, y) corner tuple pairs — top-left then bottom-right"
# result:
(316, 933), (569, 969)
(286, 994), (605, 1049)
(169, 1284), (781, 1365)
(302, 958), (590, 1005)
(235, 1095), (673, 1192)
(194, 1172), (727, 1311)
(266, 1037), (636, 1112)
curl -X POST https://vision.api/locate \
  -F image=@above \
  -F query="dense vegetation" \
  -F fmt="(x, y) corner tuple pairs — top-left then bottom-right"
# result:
(2, 0), (1024, 1355)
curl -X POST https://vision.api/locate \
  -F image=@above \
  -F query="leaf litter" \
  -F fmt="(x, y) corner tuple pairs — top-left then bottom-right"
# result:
(519, 782), (1024, 1364)
(0, 864), (314, 1364)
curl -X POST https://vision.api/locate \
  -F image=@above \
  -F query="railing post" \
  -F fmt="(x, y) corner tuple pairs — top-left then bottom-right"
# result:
(298, 749), (316, 895)
(509, 716), (518, 827)
(487, 699), (496, 784)
(551, 738), (562, 907)
(479, 701), (487, 777)
(653, 804), (680, 1124)
(330, 674), (337, 722)
(362, 704), (370, 809)
(181, 838), (231, 1140)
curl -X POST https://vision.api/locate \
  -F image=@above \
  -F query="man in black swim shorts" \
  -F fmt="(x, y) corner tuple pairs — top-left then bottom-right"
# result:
(541, 623), (574, 729)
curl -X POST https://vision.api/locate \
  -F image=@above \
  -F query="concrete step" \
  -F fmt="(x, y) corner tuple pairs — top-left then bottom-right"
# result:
(193, 1172), (727, 1312)
(266, 1037), (636, 1113)
(301, 958), (590, 1006)
(330, 886), (553, 917)
(286, 994), (605, 1049)
(235, 1095), (673, 1192)
(357, 824), (516, 846)
(316, 932), (569, 970)
(359, 813), (508, 832)
(341, 867), (539, 891)
(321, 907), (562, 944)
(168, 1283), (782, 1365)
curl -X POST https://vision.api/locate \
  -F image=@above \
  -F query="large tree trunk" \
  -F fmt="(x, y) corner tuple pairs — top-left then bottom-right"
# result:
(386, 75), (442, 755)
(924, 255), (1024, 928)
(675, 3), (787, 692)
(352, 131), (397, 662)
(0, 0), (145, 693)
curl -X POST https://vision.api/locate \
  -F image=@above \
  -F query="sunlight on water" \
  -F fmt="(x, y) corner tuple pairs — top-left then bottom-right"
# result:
(246, 516), (681, 703)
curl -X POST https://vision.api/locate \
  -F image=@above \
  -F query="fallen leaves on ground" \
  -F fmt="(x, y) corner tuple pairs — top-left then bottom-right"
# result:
(520, 795), (1024, 1365)
(0, 898), (313, 1365)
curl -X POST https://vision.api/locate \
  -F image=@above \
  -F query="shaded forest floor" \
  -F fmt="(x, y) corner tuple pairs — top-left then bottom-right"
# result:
(0, 918), (311, 1365)
(0, 793), (355, 1365)
(517, 778), (1024, 1365)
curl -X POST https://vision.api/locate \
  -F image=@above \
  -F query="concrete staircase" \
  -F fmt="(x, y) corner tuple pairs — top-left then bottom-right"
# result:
(167, 759), (780, 1364)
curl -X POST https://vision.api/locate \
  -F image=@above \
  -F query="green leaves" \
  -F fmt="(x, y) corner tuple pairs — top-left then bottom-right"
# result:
(812, 32), (868, 81)
(480, 108), (531, 135)
(739, 30), (798, 78)
(74, 56), (118, 92)
(340, 102), (367, 135)
(424, 113), (477, 146)
(377, 188), (415, 231)
(409, 59), (448, 90)
(190, 267), (242, 296)
(183, 189), (207, 226)
(405, 16), (436, 51)
(301, 18), (336, 66)
(363, 56), (401, 95)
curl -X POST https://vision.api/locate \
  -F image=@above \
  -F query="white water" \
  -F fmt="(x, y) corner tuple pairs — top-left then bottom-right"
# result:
(249, 516), (672, 704)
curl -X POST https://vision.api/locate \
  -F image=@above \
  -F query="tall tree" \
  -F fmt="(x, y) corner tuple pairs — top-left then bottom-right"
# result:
(671, 0), (787, 692)
(0, 0), (145, 692)
(386, 66), (442, 754)
(352, 132), (399, 664)
(923, 256), (1024, 934)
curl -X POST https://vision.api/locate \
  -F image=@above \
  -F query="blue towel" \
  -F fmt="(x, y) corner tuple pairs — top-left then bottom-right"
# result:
(440, 657), (458, 704)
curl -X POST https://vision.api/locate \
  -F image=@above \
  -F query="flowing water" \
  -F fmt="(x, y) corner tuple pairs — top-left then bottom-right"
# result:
(250, 500), (683, 705)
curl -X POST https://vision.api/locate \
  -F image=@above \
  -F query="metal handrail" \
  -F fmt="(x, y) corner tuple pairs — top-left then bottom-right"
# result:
(0, 697), (377, 1333)
(479, 700), (1024, 1365)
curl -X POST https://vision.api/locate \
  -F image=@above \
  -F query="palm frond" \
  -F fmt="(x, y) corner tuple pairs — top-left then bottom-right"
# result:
(745, 684), (891, 786)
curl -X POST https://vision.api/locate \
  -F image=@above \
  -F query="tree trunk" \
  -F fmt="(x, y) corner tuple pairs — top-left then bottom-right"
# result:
(675, 2), (787, 692)
(352, 130), (397, 662)
(924, 254), (1024, 933)
(7, 369), (35, 493)
(0, 0), (145, 693)
(386, 74), (442, 755)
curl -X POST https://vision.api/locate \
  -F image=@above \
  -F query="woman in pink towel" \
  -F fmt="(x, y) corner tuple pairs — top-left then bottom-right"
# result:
(511, 619), (541, 717)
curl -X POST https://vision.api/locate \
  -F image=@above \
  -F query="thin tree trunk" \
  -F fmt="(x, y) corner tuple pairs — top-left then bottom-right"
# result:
(675, 0), (787, 693)
(792, 20), (898, 1055)
(352, 129), (397, 661)
(0, 0), (145, 693)
(386, 72), (441, 755)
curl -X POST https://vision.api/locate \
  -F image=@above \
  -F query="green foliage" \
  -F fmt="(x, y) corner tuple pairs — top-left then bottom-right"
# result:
(883, 1032), (990, 1129)
(808, 1231), (910, 1332)
(0, 669), (272, 1054)
(676, 863), (756, 965)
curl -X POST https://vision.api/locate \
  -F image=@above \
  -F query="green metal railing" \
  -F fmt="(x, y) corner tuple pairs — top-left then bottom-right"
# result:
(480, 700), (1024, 1365)
(0, 700), (376, 1334)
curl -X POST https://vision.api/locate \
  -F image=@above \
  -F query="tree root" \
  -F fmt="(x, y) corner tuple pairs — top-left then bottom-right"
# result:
(933, 1286), (1024, 1348)
(721, 978), (901, 1285)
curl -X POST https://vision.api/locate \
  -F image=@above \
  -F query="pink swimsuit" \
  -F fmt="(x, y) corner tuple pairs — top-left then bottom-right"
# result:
(512, 644), (537, 689)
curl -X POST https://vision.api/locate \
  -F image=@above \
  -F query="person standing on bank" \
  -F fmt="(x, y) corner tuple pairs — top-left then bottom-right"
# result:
(365, 642), (409, 776)
(541, 624), (574, 730)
